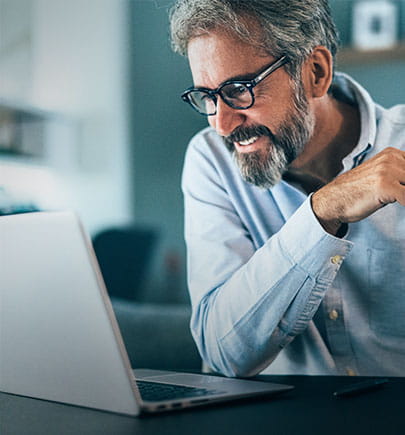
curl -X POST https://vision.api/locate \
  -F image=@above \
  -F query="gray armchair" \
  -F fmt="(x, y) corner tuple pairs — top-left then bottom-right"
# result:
(112, 299), (201, 370)
(92, 226), (201, 371)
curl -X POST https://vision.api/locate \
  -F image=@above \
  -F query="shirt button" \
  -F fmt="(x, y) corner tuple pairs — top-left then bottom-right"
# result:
(329, 309), (339, 321)
(330, 255), (343, 265)
(346, 368), (357, 376)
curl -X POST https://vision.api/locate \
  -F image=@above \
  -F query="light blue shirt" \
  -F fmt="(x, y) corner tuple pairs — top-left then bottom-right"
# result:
(182, 72), (405, 377)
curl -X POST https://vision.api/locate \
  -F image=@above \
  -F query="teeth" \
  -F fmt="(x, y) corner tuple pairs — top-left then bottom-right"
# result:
(238, 136), (258, 146)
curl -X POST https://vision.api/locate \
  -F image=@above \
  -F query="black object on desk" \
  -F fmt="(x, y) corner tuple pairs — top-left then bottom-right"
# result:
(333, 377), (389, 398)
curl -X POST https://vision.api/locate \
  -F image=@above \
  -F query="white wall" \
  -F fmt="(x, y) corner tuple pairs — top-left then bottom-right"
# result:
(0, 0), (132, 234)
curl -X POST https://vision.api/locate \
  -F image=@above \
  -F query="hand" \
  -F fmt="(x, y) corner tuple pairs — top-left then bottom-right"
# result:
(311, 147), (405, 235)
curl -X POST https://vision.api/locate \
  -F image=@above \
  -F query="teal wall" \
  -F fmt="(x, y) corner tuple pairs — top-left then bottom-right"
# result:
(129, 0), (405, 301)
(330, 0), (405, 107)
(340, 61), (405, 107)
(130, 0), (206, 302)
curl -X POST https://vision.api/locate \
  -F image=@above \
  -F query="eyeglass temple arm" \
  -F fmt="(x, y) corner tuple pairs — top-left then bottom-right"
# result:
(252, 56), (288, 86)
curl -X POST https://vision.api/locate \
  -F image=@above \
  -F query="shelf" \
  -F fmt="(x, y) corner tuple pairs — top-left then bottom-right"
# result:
(0, 101), (77, 167)
(336, 42), (405, 66)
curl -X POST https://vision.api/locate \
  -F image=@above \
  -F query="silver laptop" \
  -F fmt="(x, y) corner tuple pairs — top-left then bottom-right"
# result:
(0, 211), (293, 416)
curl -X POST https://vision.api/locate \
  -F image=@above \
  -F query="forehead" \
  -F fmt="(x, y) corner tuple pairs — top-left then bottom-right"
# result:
(187, 29), (272, 88)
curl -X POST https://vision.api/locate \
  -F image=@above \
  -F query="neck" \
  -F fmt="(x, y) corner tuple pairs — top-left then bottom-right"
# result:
(285, 94), (360, 193)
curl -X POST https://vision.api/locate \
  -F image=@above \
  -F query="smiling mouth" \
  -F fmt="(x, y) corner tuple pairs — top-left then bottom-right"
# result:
(237, 136), (259, 146)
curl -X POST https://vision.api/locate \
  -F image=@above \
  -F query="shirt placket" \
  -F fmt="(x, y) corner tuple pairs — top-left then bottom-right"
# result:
(322, 273), (358, 376)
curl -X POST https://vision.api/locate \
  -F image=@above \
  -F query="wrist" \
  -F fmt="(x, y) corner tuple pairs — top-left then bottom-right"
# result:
(310, 192), (346, 237)
(318, 217), (343, 236)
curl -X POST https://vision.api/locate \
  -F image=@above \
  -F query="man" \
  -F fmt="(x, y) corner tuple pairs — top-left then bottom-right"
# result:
(170, 0), (405, 377)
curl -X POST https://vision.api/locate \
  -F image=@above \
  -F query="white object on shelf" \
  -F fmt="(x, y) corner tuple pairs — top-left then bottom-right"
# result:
(352, 0), (398, 51)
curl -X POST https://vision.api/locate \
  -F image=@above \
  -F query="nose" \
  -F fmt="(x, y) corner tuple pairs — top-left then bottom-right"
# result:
(209, 98), (245, 137)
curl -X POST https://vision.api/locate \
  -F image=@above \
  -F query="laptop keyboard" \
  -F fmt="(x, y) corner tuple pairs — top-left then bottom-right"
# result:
(137, 380), (222, 402)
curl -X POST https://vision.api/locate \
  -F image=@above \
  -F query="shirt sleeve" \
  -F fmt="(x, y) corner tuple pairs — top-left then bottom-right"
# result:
(182, 133), (353, 377)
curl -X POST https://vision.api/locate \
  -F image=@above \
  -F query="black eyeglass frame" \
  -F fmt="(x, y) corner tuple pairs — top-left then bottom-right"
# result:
(181, 55), (288, 116)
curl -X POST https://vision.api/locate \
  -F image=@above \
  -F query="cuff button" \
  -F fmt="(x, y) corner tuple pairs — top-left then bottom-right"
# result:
(330, 255), (343, 265)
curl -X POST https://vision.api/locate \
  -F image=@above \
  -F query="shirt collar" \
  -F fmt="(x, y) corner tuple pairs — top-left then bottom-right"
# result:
(332, 72), (377, 171)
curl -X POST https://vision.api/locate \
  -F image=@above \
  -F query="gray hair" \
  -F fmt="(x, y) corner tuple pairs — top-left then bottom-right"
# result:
(169, 0), (339, 80)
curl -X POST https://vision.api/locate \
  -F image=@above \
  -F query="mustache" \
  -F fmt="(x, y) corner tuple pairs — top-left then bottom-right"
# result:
(223, 125), (276, 151)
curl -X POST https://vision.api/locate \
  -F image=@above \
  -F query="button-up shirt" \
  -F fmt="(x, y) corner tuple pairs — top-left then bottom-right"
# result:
(182, 72), (405, 377)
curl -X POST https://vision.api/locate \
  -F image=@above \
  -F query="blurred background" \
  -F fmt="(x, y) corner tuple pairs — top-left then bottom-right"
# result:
(1, 0), (405, 306)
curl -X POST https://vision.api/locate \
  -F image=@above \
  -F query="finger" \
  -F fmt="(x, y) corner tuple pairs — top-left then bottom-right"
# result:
(377, 181), (405, 207)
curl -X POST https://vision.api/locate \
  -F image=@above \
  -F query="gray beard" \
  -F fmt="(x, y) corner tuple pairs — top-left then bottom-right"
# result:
(224, 83), (315, 189)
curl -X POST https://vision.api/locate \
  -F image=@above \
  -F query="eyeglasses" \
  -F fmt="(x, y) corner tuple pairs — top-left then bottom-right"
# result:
(181, 56), (288, 116)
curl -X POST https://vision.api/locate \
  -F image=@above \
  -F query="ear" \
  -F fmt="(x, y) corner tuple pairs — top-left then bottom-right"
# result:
(304, 46), (333, 98)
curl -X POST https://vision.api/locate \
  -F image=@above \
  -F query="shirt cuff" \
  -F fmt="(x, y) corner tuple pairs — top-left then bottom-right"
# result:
(277, 195), (354, 282)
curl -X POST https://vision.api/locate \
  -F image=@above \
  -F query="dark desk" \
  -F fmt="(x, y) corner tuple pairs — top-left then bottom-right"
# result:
(1, 375), (403, 435)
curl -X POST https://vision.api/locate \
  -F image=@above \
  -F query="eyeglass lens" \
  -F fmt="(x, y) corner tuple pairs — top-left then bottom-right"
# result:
(221, 83), (251, 107)
(188, 83), (253, 115)
(188, 91), (217, 115)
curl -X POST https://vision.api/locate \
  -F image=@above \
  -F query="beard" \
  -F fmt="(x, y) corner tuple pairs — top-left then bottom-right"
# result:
(223, 81), (315, 189)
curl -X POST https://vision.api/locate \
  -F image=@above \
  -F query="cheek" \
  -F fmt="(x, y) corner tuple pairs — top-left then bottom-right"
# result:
(254, 80), (296, 122)
(251, 91), (298, 130)
(207, 116), (216, 129)
(246, 105), (285, 131)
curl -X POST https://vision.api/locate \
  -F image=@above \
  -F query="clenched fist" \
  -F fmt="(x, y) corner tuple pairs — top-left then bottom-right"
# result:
(312, 147), (405, 235)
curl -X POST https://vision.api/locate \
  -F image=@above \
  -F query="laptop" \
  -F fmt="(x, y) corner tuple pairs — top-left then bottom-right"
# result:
(0, 211), (293, 416)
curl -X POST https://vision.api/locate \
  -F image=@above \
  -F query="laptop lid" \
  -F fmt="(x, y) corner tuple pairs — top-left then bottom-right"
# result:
(0, 211), (293, 415)
(0, 211), (141, 416)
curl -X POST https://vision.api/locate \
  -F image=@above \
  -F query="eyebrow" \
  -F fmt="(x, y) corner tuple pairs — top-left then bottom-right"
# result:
(223, 66), (265, 83)
(195, 62), (272, 91)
